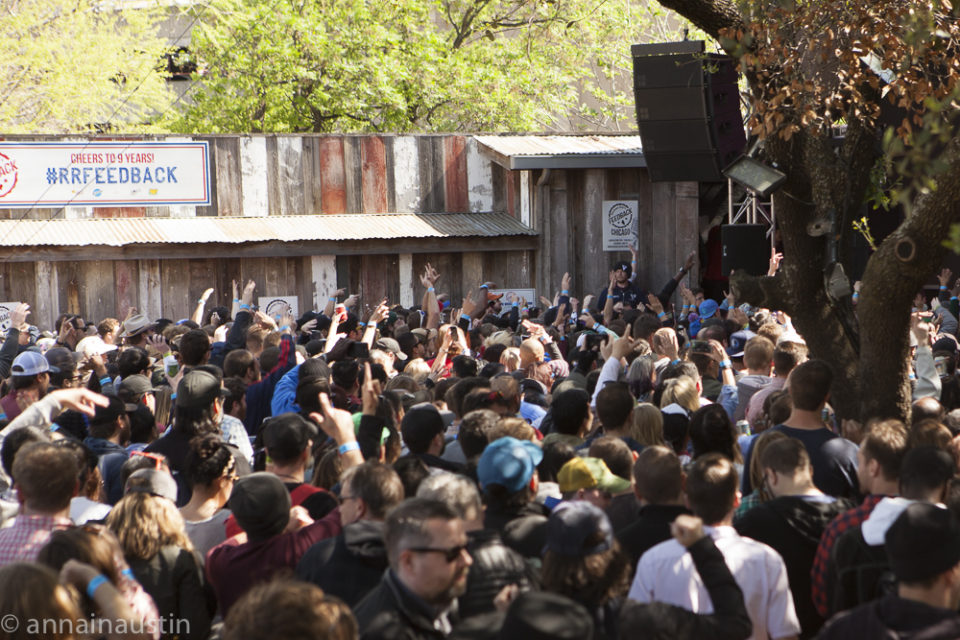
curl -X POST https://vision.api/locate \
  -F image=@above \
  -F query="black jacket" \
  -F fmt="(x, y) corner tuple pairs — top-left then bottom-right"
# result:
(616, 504), (691, 567)
(354, 569), (457, 640)
(819, 595), (960, 640)
(735, 494), (853, 639)
(295, 520), (388, 607)
(826, 525), (895, 617)
(482, 501), (548, 560)
(458, 528), (537, 620)
(127, 545), (212, 640)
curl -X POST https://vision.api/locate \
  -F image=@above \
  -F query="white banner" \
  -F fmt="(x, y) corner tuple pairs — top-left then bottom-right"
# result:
(259, 297), (299, 322)
(0, 302), (21, 332)
(602, 200), (639, 251)
(0, 141), (210, 208)
(489, 289), (536, 306)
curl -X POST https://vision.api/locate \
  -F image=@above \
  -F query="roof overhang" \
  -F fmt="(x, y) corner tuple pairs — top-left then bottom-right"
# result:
(0, 212), (538, 262)
(474, 134), (646, 170)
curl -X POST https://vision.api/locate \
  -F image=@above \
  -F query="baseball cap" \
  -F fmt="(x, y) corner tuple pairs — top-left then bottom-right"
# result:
(544, 501), (614, 557)
(613, 261), (632, 277)
(477, 436), (543, 493)
(726, 329), (756, 358)
(886, 502), (960, 582)
(400, 403), (445, 452)
(262, 412), (318, 463)
(374, 337), (407, 361)
(119, 374), (155, 403)
(75, 336), (117, 358)
(176, 369), (229, 409)
(698, 299), (719, 320)
(11, 351), (57, 376)
(125, 468), (178, 503)
(558, 457), (630, 494)
(230, 472), (292, 541)
(91, 395), (127, 427)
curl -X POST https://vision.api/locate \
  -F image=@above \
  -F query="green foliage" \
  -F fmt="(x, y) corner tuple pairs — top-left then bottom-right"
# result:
(172, 0), (705, 133)
(0, 0), (174, 133)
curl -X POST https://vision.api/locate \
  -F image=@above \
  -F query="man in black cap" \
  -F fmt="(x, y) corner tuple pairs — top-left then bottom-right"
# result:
(206, 471), (343, 616)
(595, 251), (694, 312)
(400, 403), (463, 473)
(819, 502), (960, 639)
(223, 412), (336, 537)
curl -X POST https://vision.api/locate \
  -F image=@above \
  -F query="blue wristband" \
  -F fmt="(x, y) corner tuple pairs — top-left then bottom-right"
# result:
(86, 574), (109, 599)
(239, 304), (251, 310)
(233, 298), (241, 303)
(328, 297), (336, 301)
(461, 314), (471, 322)
(561, 290), (569, 295)
(657, 311), (666, 319)
(427, 287), (435, 292)
(121, 568), (134, 580)
(720, 359), (732, 369)
(99, 376), (112, 387)
(338, 441), (360, 455)
(941, 286), (948, 290)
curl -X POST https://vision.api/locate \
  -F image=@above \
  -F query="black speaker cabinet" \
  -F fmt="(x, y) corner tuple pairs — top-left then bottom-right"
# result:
(632, 50), (746, 182)
(721, 224), (769, 276)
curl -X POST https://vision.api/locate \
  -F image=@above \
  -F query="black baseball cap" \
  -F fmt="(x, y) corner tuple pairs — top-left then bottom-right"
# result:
(176, 370), (229, 409)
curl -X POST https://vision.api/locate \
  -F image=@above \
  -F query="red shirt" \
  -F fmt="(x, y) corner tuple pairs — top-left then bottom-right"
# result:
(206, 507), (341, 615)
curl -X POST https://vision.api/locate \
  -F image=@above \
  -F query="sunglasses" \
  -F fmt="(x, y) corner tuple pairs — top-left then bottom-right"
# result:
(407, 544), (469, 563)
(130, 451), (165, 469)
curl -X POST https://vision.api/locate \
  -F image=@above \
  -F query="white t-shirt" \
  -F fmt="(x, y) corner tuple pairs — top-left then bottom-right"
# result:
(629, 525), (801, 640)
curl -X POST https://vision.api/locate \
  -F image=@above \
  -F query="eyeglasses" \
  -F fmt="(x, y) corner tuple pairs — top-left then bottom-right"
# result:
(407, 544), (469, 563)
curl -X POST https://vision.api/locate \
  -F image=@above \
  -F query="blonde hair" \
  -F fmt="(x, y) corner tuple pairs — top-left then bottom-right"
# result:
(660, 376), (700, 414)
(500, 347), (521, 372)
(402, 358), (431, 385)
(632, 403), (665, 446)
(107, 492), (194, 560)
(497, 417), (537, 442)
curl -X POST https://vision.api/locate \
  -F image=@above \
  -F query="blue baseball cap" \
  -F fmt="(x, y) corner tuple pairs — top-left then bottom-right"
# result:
(544, 501), (614, 557)
(726, 329), (756, 358)
(477, 437), (543, 493)
(698, 299), (719, 320)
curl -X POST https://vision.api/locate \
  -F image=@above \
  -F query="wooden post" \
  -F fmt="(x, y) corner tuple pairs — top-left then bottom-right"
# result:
(399, 253), (415, 307)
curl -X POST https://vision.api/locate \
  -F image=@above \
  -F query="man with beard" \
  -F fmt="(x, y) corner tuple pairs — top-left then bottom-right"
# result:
(355, 498), (473, 639)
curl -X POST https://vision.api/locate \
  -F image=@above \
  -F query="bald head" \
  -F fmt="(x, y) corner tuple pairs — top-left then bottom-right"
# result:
(519, 338), (544, 369)
(912, 397), (945, 425)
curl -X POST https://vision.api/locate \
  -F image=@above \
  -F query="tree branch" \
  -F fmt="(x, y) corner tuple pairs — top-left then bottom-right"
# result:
(653, 0), (743, 42)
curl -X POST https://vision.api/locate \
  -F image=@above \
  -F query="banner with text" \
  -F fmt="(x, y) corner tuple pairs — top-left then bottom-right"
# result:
(602, 200), (639, 251)
(0, 141), (210, 208)
(259, 297), (299, 322)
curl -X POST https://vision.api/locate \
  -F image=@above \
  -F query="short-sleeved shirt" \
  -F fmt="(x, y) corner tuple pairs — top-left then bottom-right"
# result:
(629, 525), (801, 640)
(743, 425), (859, 499)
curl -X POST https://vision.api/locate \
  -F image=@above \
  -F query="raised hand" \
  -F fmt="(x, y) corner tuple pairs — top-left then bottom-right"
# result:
(9, 303), (29, 330)
(768, 248), (784, 276)
(939, 268), (954, 288)
(646, 293), (664, 315)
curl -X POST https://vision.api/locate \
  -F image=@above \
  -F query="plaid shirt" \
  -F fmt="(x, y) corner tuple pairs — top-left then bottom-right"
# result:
(0, 513), (72, 566)
(810, 494), (886, 618)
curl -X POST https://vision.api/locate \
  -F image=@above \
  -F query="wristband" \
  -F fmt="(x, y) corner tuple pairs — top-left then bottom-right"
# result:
(328, 296), (336, 301)
(171, 393), (177, 400)
(279, 325), (291, 332)
(197, 299), (205, 304)
(671, 359), (681, 365)
(233, 298), (240, 303)
(909, 372), (917, 380)
(941, 286), (948, 290)
(121, 568), (134, 580)
(239, 304), (251, 310)
(427, 287), (435, 292)
(657, 311), (666, 319)
(99, 376), (112, 387)
(461, 314), (471, 322)
(561, 290), (569, 295)
(338, 441), (360, 455)
(720, 359), (732, 369)
(86, 574), (109, 599)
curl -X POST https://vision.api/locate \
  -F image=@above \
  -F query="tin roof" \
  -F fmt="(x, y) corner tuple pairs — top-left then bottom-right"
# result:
(473, 134), (645, 170)
(0, 212), (535, 248)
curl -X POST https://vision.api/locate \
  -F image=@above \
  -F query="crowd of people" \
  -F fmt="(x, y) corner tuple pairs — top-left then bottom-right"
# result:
(1, 252), (960, 640)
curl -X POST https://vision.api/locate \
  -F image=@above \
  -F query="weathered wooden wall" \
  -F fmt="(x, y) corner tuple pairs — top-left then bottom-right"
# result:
(0, 133), (694, 327)
(530, 167), (698, 311)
